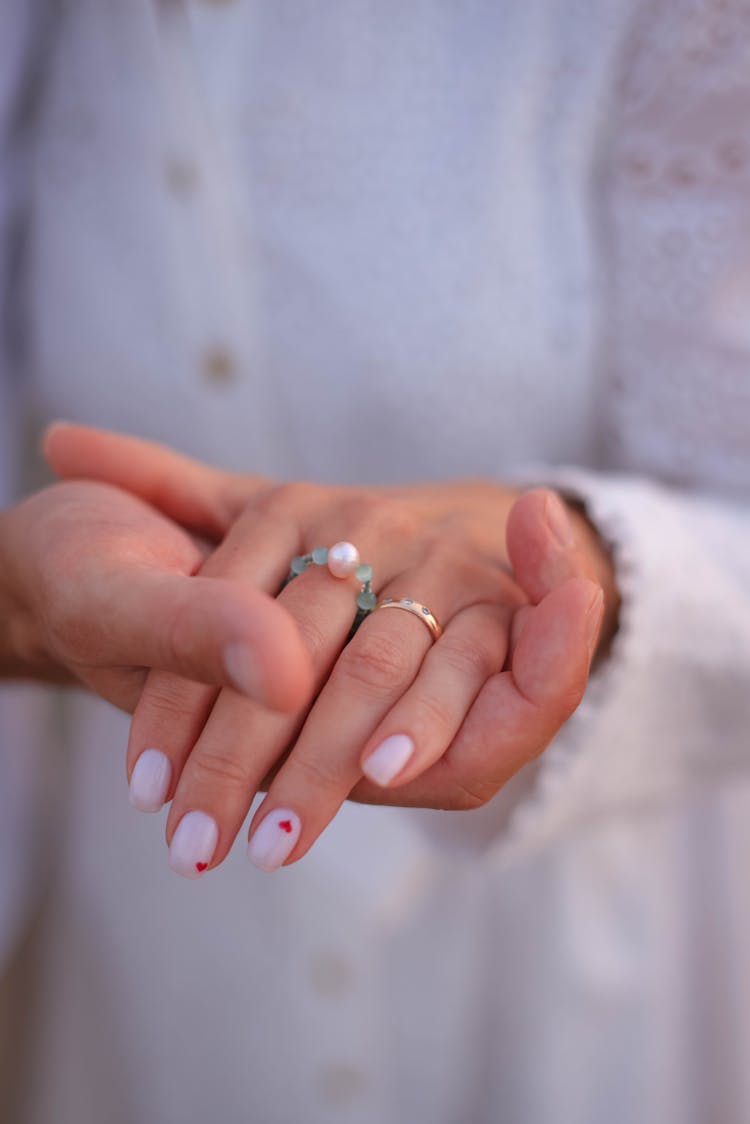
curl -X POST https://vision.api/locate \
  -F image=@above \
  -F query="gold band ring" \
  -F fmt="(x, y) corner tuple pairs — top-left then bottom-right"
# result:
(376, 598), (443, 642)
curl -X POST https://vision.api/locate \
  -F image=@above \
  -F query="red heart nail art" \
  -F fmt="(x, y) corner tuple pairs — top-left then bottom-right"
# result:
(196, 862), (208, 872)
(278, 819), (293, 834)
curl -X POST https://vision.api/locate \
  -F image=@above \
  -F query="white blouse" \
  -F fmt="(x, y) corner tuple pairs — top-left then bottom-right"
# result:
(1, 2), (749, 1122)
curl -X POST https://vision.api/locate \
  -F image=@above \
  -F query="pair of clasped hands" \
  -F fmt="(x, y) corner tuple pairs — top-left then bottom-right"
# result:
(3, 423), (618, 877)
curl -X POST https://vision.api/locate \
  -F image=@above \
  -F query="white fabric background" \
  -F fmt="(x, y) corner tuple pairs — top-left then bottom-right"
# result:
(1, 1), (749, 1121)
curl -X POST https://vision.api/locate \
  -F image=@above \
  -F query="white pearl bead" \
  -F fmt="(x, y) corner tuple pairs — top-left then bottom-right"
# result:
(327, 541), (360, 578)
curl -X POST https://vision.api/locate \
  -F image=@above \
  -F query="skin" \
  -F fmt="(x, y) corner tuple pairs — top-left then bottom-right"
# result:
(31, 423), (620, 873)
(0, 480), (314, 713)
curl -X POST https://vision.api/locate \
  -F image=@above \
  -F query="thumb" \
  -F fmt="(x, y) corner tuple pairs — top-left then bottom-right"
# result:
(506, 487), (620, 667)
(43, 422), (256, 539)
(57, 565), (314, 714)
(505, 488), (597, 604)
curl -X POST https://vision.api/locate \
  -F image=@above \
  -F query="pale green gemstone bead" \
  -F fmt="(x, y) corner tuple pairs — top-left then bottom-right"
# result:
(311, 546), (329, 565)
(357, 590), (377, 612)
(290, 556), (309, 575)
(355, 563), (373, 583)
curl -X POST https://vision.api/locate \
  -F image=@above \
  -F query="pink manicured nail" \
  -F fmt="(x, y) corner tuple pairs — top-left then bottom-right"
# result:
(247, 808), (301, 872)
(223, 641), (266, 699)
(169, 811), (218, 879)
(362, 733), (415, 786)
(129, 749), (171, 812)
(545, 493), (576, 549)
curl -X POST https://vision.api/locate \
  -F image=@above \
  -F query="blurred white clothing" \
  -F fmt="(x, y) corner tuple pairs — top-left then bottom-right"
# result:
(1, 2), (749, 1122)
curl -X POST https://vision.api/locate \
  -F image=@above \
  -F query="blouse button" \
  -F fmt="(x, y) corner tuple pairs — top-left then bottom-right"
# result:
(164, 156), (200, 201)
(201, 346), (237, 387)
(716, 139), (747, 175)
(308, 951), (355, 998)
(317, 1064), (368, 1108)
(620, 150), (654, 184)
(665, 154), (700, 188)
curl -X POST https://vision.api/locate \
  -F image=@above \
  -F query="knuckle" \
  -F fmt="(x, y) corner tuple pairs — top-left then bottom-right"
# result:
(284, 751), (344, 795)
(441, 555), (494, 600)
(374, 497), (418, 541)
(419, 540), (477, 588)
(247, 481), (310, 527)
(337, 632), (413, 694)
(421, 533), (460, 567)
(163, 587), (196, 670)
(265, 481), (322, 519)
(420, 532), (452, 564)
(190, 746), (252, 791)
(452, 777), (496, 811)
(414, 690), (455, 732)
(136, 676), (197, 725)
(345, 493), (417, 543)
(439, 634), (495, 681)
(340, 491), (383, 526)
(439, 729), (503, 809)
(292, 612), (329, 664)
(520, 669), (588, 724)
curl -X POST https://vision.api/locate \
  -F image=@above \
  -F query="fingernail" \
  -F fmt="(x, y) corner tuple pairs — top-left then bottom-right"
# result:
(545, 494), (576, 549)
(585, 588), (605, 661)
(247, 808), (301, 872)
(223, 641), (265, 699)
(169, 811), (218, 879)
(129, 748), (172, 812)
(362, 733), (415, 786)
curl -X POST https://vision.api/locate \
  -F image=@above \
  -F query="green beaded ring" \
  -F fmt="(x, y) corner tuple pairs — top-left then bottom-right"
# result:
(281, 542), (377, 640)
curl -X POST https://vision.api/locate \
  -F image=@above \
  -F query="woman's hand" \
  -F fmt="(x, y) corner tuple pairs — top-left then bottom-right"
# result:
(45, 424), (617, 877)
(0, 479), (313, 714)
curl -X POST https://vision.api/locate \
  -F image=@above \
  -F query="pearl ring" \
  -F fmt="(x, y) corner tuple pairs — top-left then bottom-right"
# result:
(282, 543), (377, 638)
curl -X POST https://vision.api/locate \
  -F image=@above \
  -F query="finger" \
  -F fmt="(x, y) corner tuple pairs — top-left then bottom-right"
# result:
(436, 577), (605, 805)
(74, 665), (148, 715)
(243, 559), (516, 871)
(83, 567), (313, 713)
(43, 421), (257, 538)
(357, 602), (511, 788)
(506, 487), (618, 669)
(506, 488), (596, 604)
(347, 576), (603, 810)
(126, 496), (307, 813)
(6, 481), (304, 711)
(162, 511), (409, 876)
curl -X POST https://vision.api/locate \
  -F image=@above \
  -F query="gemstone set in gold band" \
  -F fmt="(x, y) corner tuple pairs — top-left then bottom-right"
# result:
(376, 598), (443, 641)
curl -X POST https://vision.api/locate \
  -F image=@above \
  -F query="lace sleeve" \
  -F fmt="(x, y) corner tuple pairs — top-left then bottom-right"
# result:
(595, 0), (750, 500)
